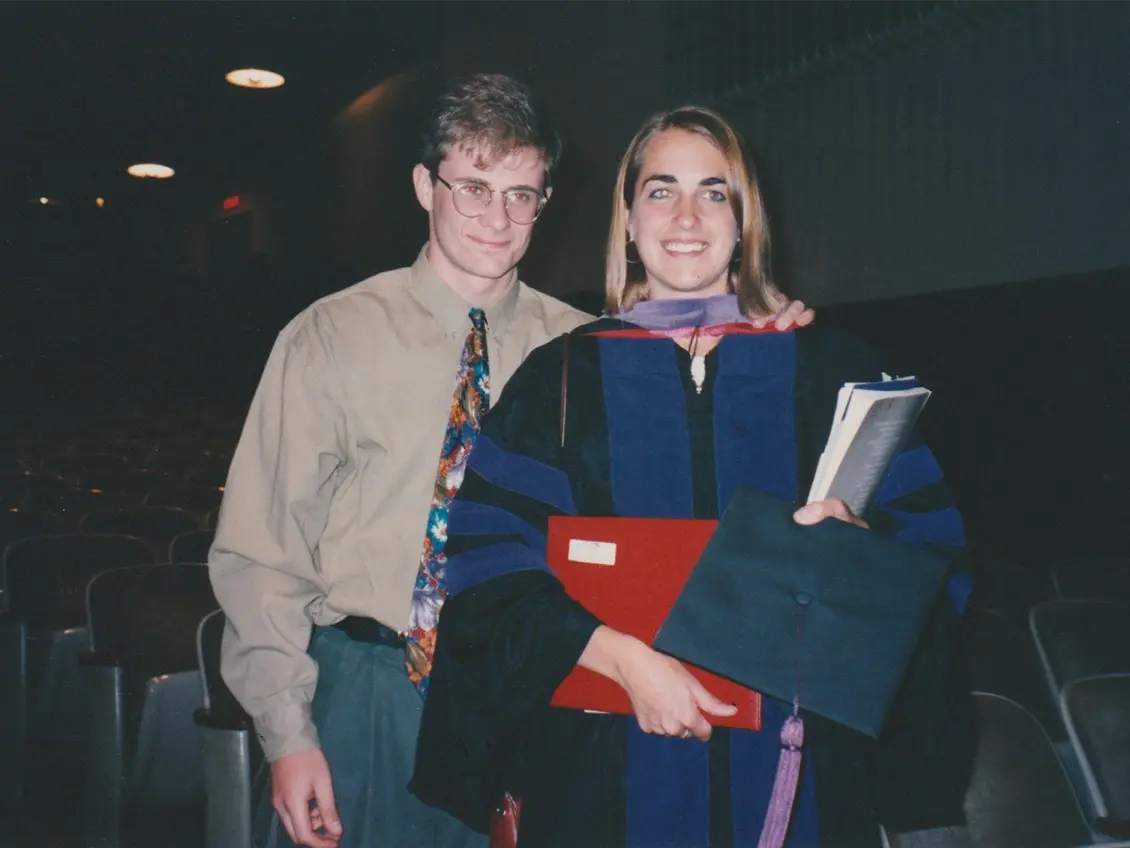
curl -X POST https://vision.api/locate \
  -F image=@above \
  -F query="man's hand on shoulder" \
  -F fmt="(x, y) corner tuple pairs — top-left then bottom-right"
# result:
(750, 294), (816, 330)
(271, 748), (343, 847)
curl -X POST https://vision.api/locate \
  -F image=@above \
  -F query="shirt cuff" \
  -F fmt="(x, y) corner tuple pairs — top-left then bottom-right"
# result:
(253, 700), (321, 763)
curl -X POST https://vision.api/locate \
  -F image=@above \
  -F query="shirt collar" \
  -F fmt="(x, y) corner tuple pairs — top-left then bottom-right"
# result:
(408, 243), (523, 338)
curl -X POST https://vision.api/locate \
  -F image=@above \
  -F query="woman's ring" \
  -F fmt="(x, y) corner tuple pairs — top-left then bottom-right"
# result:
(680, 729), (693, 740)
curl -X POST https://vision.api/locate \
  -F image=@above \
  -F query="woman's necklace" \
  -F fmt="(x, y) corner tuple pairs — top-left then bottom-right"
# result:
(690, 355), (706, 394)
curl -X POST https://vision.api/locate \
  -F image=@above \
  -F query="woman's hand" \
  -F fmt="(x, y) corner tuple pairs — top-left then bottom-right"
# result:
(793, 498), (869, 530)
(579, 626), (736, 741)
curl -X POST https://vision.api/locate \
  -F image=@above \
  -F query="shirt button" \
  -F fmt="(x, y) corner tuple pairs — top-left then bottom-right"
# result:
(794, 591), (813, 607)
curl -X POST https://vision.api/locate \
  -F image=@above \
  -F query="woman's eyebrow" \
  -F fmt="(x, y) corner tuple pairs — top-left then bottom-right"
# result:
(640, 174), (727, 187)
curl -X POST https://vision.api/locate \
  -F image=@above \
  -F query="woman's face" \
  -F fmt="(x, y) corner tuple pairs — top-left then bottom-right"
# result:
(628, 129), (739, 301)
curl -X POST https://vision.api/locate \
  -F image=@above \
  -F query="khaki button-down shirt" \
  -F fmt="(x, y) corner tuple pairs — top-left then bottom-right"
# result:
(209, 245), (591, 761)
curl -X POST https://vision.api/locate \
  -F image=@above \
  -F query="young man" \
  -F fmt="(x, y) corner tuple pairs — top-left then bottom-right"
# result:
(209, 73), (813, 848)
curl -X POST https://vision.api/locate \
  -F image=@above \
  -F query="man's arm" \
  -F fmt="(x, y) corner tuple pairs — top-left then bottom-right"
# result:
(208, 311), (348, 846)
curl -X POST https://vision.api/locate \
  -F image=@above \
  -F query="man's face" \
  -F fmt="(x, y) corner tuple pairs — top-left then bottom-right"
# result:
(413, 143), (550, 298)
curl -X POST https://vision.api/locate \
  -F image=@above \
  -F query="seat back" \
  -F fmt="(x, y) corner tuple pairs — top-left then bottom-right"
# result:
(145, 485), (224, 517)
(40, 453), (133, 486)
(83, 468), (168, 503)
(1061, 673), (1130, 834)
(196, 609), (249, 727)
(168, 529), (216, 565)
(0, 511), (66, 603)
(0, 474), (30, 510)
(1030, 600), (1130, 694)
(187, 463), (231, 489)
(86, 563), (219, 680)
(145, 453), (230, 486)
(968, 554), (1057, 625)
(1052, 558), (1130, 605)
(963, 692), (1091, 846)
(81, 506), (201, 554)
(961, 607), (1063, 738)
(24, 488), (128, 529)
(84, 565), (218, 812)
(196, 608), (261, 847)
(2, 534), (154, 630)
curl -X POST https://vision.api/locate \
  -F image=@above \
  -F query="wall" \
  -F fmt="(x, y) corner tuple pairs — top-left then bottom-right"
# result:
(331, 71), (439, 280)
(718, 3), (1130, 305)
(329, 2), (671, 298)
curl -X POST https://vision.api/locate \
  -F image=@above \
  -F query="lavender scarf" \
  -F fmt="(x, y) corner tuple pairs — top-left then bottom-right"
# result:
(610, 294), (755, 333)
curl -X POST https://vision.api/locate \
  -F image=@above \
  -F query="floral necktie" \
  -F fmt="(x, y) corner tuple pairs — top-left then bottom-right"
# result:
(406, 307), (490, 696)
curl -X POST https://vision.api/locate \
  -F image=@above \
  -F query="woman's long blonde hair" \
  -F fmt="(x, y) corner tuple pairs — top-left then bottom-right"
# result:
(604, 105), (779, 317)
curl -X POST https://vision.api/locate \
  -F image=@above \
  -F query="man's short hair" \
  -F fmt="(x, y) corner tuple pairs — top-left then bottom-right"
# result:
(420, 73), (563, 187)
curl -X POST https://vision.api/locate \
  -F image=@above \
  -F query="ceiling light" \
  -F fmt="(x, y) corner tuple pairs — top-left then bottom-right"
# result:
(95, 197), (105, 208)
(127, 163), (175, 179)
(225, 68), (285, 89)
(39, 197), (49, 205)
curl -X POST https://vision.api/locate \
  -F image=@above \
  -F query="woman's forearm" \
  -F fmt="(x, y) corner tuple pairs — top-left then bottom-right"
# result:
(577, 624), (643, 686)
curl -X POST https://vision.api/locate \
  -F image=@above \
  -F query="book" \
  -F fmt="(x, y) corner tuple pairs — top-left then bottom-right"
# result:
(806, 376), (931, 517)
(546, 515), (763, 730)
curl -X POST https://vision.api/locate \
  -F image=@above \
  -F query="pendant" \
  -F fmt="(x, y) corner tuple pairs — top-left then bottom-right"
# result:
(690, 355), (706, 394)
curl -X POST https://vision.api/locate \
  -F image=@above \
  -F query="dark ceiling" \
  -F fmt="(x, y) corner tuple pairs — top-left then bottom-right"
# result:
(0, 2), (439, 201)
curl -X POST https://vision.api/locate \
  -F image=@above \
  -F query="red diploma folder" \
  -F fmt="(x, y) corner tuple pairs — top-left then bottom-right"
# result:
(546, 515), (762, 731)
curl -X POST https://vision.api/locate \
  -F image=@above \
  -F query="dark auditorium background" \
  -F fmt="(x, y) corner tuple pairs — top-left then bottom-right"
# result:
(3, 3), (1130, 847)
(3, 4), (1128, 588)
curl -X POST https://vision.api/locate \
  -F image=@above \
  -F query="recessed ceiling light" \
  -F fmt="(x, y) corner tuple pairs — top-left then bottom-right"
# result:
(95, 197), (105, 207)
(225, 68), (285, 89)
(127, 163), (175, 179)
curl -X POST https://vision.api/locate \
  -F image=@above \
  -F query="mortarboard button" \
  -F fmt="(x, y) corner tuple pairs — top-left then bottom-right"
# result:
(794, 591), (813, 607)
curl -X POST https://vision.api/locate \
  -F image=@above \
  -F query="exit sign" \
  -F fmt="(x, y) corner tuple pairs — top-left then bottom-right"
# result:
(222, 195), (241, 211)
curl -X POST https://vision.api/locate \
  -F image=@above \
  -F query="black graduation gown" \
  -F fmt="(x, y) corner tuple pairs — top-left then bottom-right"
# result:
(412, 322), (974, 848)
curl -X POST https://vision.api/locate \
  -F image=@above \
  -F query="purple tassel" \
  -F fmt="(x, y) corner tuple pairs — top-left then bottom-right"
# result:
(757, 703), (805, 848)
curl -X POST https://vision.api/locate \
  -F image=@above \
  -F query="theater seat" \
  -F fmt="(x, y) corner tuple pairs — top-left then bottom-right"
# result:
(0, 510), (66, 607)
(1030, 600), (1130, 701)
(168, 529), (215, 565)
(886, 693), (1093, 848)
(1053, 559), (1130, 605)
(81, 505), (201, 556)
(0, 614), (26, 808)
(1061, 673), (1130, 839)
(144, 485), (224, 519)
(82, 564), (218, 847)
(24, 488), (128, 532)
(195, 609), (260, 848)
(961, 606), (1063, 739)
(0, 533), (154, 809)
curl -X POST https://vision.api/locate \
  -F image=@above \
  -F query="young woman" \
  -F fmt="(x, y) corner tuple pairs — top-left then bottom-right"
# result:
(411, 106), (973, 848)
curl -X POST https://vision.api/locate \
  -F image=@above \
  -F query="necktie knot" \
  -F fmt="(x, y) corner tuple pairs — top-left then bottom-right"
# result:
(469, 307), (487, 332)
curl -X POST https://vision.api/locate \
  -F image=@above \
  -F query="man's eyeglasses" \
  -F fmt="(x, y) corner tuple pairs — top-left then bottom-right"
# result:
(433, 173), (547, 225)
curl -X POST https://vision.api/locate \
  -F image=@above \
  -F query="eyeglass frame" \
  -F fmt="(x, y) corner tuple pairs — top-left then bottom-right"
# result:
(431, 171), (549, 225)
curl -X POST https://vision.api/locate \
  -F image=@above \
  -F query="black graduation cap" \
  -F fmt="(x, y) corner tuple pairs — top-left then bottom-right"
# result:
(653, 486), (950, 739)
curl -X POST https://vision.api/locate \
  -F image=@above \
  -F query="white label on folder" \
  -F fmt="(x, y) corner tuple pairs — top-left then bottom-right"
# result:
(568, 539), (617, 566)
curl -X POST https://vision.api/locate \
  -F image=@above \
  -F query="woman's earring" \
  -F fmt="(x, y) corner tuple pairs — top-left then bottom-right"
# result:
(729, 237), (742, 267)
(626, 239), (642, 265)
